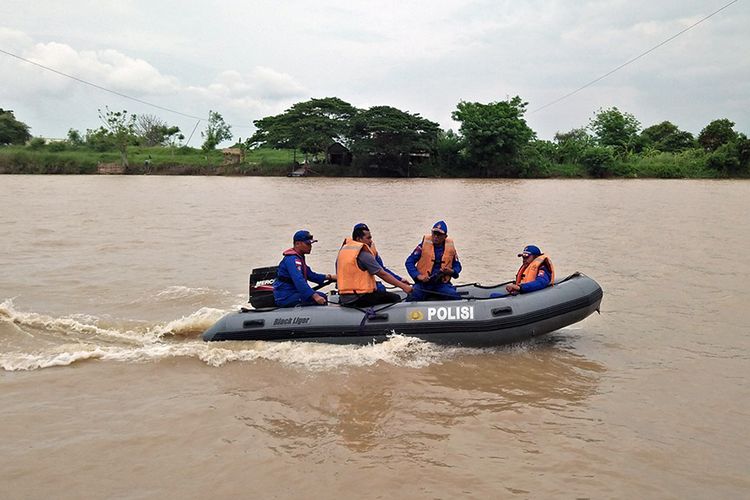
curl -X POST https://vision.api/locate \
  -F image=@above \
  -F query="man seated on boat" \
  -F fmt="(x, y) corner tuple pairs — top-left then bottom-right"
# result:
(273, 230), (336, 307)
(353, 222), (409, 293)
(405, 220), (462, 301)
(336, 224), (413, 307)
(504, 245), (556, 295)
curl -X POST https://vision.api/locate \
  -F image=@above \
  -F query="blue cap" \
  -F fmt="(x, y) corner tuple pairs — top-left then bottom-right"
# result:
(518, 245), (541, 257)
(293, 230), (317, 243)
(431, 220), (448, 234)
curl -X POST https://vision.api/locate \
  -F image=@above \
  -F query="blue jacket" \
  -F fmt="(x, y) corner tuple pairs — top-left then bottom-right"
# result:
(405, 242), (461, 283)
(519, 264), (552, 293)
(273, 251), (327, 303)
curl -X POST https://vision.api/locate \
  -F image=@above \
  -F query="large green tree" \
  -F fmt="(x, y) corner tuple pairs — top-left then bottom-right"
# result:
(588, 107), (641, 156)
(348, 105), (440, 175)
(451, 97), (534, 176)
(0, 109), (32, 145)
(698, 118), (737, 152)
(249, 97), (358, 160)
(640, 121), (694, 152)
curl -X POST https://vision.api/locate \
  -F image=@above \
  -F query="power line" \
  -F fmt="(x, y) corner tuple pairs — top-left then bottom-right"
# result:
(0, 47), (208, 121)
(1, 46), (255, 130)
(531, 0), (741, 113)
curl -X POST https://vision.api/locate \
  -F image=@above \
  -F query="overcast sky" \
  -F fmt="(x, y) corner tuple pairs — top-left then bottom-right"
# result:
(1, 0), (748, 145)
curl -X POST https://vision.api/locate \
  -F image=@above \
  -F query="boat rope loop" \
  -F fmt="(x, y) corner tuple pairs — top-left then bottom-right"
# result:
(358, 307), (377, 334)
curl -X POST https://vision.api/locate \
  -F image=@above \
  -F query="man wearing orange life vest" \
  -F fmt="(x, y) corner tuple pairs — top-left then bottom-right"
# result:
(405, 220), (462, 301)
(336, 224), (413, 307)
(505, 245), (555, 295)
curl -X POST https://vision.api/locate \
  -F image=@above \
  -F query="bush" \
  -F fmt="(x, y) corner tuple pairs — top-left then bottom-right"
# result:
(28, 137), (46, 150)
(581, 146), (617, 177)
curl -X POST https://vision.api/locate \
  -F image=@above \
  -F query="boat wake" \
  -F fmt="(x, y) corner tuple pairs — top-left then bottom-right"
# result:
(0, 299), (503, 372)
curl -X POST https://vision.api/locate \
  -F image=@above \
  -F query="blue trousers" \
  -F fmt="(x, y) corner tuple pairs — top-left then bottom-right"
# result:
(407, 282), (461, 301)
(275, 291), (327, 307)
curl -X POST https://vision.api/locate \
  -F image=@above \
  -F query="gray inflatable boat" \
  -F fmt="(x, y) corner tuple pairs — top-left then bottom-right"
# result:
(202, 272), (602, 347)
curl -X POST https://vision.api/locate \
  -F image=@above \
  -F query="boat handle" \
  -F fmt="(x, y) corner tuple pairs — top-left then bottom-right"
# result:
(491, 306), (512, 316)
(242, 319), (265, 328)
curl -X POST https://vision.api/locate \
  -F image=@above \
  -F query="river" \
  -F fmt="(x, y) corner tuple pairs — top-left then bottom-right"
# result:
(1, 175), (748, 498)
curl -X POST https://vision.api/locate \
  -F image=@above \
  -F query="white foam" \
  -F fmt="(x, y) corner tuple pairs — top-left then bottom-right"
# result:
(1, 298), (153, 344)
(0, 333), (491, 372)
(147, 307), (227, 338)
(154, 286), (212, 299)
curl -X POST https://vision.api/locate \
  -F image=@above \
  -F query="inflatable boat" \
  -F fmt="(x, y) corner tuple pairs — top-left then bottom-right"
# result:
(202, 272), (602, 347)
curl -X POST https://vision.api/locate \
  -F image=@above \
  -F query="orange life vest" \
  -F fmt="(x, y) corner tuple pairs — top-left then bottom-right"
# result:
(416, 235), (457, 283)
(336, 238), (377, 294)
(515, 254), (555, 286)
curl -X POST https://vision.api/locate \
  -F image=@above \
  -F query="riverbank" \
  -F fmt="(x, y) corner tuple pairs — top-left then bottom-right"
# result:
(0, 145), (744, 178)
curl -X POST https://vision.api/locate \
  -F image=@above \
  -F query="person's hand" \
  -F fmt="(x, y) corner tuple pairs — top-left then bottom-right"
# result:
(326, 273), (337, 281)
(313, 293), (327, 305)
(441, 267), (453, 276)
(400, 278), (410, 284)
(401, 283), (414, 294)
(416, 273), (429, 282)
(505, 284), (521, 295)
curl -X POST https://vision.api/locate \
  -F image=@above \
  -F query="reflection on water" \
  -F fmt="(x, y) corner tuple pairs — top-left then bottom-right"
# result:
(224, 336), (605, 459)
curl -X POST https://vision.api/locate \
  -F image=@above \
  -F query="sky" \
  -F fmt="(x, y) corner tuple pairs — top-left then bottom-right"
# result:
(1, 0), (748, 146)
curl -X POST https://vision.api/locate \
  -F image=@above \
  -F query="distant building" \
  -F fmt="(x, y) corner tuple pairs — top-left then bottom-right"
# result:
(326, 142), (352, 166)
(222, 147), (245, 165)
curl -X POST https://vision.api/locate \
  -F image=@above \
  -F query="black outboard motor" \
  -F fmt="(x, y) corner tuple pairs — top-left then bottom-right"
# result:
(248, 266), (278, 308)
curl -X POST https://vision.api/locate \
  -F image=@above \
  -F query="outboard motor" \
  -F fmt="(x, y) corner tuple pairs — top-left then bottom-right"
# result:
(248, 266), (278, 308)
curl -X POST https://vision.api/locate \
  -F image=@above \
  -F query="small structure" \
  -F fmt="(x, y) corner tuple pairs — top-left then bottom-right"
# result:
(97, 162), (125, 174)
(222, 147), (245, 165)
(326, 142), (352, 166)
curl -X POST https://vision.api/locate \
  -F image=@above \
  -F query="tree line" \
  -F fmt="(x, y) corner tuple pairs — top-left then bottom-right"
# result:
(2, 97), (748, 177)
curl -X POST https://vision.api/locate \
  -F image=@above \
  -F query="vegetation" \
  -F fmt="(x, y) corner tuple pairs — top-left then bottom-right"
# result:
(1, 99), (748, 178)
(0, 109), (32, 145)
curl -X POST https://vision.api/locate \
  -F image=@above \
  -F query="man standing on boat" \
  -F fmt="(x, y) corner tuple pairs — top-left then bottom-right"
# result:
(273, 230), (335, 307)
(405, 220), (462, 301)
(336, 224), (413, 307)
(505, 245), (555, 295)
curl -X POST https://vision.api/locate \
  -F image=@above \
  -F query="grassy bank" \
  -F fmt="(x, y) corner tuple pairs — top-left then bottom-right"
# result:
(0, 145), (743, 178)
(0, 146), (298, 176)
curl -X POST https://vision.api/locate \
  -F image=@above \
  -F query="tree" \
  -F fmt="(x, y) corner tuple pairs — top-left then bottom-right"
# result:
(0, 109), (32, 145)
(249, 97), (358, 160)
(66, 129), (84, 147)
(201, 110), (232, 151)
(640, 121), (694, 152)
(554, 127), (593, 164)
(698, 118), (737, 152)
(589, 107), (641, 156)
(348, 105), (440, 176)
(451, 97), (535, 176)
(98, 107), (138, 167)
(135, 114), (181, 147)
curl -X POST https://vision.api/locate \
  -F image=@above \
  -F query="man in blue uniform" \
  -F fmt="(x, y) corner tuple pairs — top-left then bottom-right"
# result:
(405, 220), (462, 301)
(504, 245), (555, 295)
(273, 230), (335, 307)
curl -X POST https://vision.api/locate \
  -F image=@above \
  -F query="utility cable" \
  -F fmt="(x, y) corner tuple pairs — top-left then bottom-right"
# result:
(0, 47), (206, 121)
(531, 0), (741, 113)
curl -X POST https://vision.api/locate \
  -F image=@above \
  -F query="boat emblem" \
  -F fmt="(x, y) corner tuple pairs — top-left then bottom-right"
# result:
(408, 309), (425, 321)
